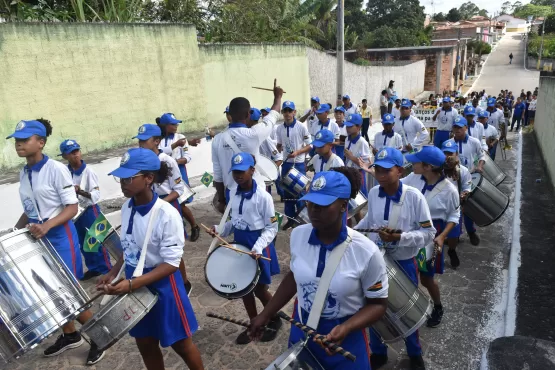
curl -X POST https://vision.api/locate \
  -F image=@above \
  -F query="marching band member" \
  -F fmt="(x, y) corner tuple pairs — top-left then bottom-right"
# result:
(60, 139), (112, 280)
(9, 119), (104, 365)
(462, 106), (487, 150)
(309, 129), (345, 173)
(307, 104), (340, 159)
(212, 81), (283, 210)
(276, 100), (312, 230)
(100, 148), (203, 370)
(391, 97), (401, 120)
(396, 98), (429, 153)
(342, 94), (359, 115)
(372, 113), (403, 154)
(432, 97), (459, 148)
(402, 146), (460, 328)
(355, 147), (435, 370)
(249, 169), (389, 370)
(250, 108), (283, 194)
(210, 152), (282, 344)
(344, 114), (371, 198)
(156, 112), (201, 242)
(485, 98), (504, 130)
(442, 139), (472, 268)
(134, 124), (193, 295)
(334, 106), (348, 160)
(451, 118), (485, 246)
(477, 111), (499, 160)
(299, 96), (321, 129)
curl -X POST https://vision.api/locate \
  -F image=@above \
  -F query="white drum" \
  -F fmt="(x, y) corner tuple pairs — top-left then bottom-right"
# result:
(178, 183), (196, 204)
(257, 155), (279, 186)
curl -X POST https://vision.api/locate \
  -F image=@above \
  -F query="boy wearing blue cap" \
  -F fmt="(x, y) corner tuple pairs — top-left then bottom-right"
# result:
(60, 139), (112, 281)
(396, 99), (429, 153)
(210, 152), (281, 344)
(373, 113), (403, 154)
(249, 168), (389, 370)
(307, 104), (340, 159)
(308, 129), (345, 173)
(463, 106), (487, 150)
(9, 119), (104, 365)
(402, 146), (460, 328)
(478, 111), (499, 160)
(276, 100), (312, 230)
(356, 147), (435, 370)
(342, 94), (358, 115)
(344, 114), (372, 199)
(102, 148), (204, 370)
(299, 96), (321, 129)
(485, 98), (504, 130)
(334, 106), (348, 159)
(432, 97), (459, 148)
(391, 97), (401, 120)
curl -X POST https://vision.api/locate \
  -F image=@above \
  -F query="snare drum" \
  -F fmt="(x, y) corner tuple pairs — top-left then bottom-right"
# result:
(282, 168), (310, 197)
(463, 173), (509, 227)
(80, 286), (158, 352)
(102, 226), (122, 259)
(265, 340), (324, 370)
(205, 243), (260, 299)
(0, 229), (90, 363)
(347, 191), (368, 219)
(257, 155), (279, 186)
(178, 183), (196, 204)
(371, 251), (432, 343)
(295, 207), (310, 225)
(481, 152), (506, 186)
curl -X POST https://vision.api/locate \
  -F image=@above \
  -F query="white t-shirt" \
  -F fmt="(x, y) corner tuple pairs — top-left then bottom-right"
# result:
(337, 123), (348, 138)
(276, 119), (312, 164)
(311, 153), (345, 173)
(355, 184), (436, 261)
(446, 164), (472, 194)
(486, 108), (504, 130)
(219, 183), (277, 255)
(528, 100), (537, 111)
(483, 124), (499, 145)
(70, 163), (100, 208)
(260, 138), (283, 162)
(396, 116), (429, 149)
(343, 103), (358, 115)
(434, 108), (459, 131)
(154, 152), (185, 198)
(308, 119), (340, 140)
(19, 156), (78, 220)
(380, 95), (388, 107)
(120, 197), (184, 269)
(345, 135), (371, 169)
(159, 133), (192, 165)
(303, 108), (320, 130)
(290, 225), (388, 320)
(212, 110), (279, 188)
(391, 107), (401, 120)
(467, 121), (487, 150)
(454, 135), (485, 172)
(373, 131), (403, 152)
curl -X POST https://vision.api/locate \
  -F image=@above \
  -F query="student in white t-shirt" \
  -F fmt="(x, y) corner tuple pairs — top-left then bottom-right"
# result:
(102, 148), (203, 370)
(307, 129), (345, 173)
(462, 106), (486, 150)
(373, 113), (403, 154)
(299, 96), (321, 129)
(391, 98), (401, 120)
(477, 111), (499, 160)
(396, 99), (429, 153)
(342, 94), (359, 115)
(249, 169), (388, 370)
(334, 106), (348, 160)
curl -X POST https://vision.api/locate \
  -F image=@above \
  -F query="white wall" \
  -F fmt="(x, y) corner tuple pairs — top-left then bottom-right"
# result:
(534, 75), (555, 192)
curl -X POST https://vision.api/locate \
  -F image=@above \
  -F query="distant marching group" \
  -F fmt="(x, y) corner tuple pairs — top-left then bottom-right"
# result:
(0, 78), (516, 370)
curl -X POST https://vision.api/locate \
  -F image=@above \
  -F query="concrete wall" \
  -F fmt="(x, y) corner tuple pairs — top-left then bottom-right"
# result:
(534, 74), (555, 191)
(307, 48), (425, 113)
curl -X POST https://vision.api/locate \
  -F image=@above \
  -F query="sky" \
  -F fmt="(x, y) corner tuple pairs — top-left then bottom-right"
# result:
(419, 0), (531, 17)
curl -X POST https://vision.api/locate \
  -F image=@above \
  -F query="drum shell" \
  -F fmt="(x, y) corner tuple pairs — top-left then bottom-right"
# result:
(80, 287), (158, 352)
(178, 184), (196, 204)
(0, 229), (90, 363)
(371, 253), (432, 343)
(264, 340), (324, 370)
(102, 227), (122, 259)
(257, 155), (279, 186)
(347, 192), (368, 219)
(463, 174), (509, 227)
(481, 153), (507, 186)
(282, 168), (310, 197)
(296, 207), (310, 225)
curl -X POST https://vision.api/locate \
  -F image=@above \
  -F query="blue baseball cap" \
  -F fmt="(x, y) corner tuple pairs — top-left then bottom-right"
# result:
(478, 110), (490, 119)
(442, 139), (458, 153)
(334, 106), (346, 113)
(393, 96), (400, 102)
(401, 98), (412, 108)
(405, 146), (446, 167)
(382, 113), (395, 124)
(159, 113), (182, 125)
(224, 106), (230, 114)
(133, 124), (161, 140)
(342, 94), (351, 100)
(300, 171), (351, 206)
(373, 147), (404, 169)
(6, 120), (46, 139)
(108, 148), (161, 178)
(453, 116), (467, 127)
(311, 130), (335, 148)
(487, 98), (497, 107)
(311, 96), (320, 103)
(282, 101), (296, 110)
(250, 108), (262, 121)
(261, 107), (271, 113)
(442, 97), (451, 103)
(345, 114), (363, 127)
(315, 104), (331, 114)
(464, 106), (476, 116)
(229, 152), (255, 172)
(58, 139), (81, 156)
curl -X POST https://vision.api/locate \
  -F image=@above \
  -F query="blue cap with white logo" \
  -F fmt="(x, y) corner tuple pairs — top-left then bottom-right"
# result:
(334, 106), (346, 113)
(133, 124), (162, 140)
(342, 94), (350, 100)
(300, 171), (351, 206)
(282, 101), (296, 110)
(345, 114), (363, 127)
(478, 110), (490, 119)
(487, 98), (497, 107)
(229, 152), (255, 172)
(58, 139), (81, 156)
(464, 106), (476, 116)
(373, 147), (404, 169)
(442, 139), (458, 153)
(6, 120), (47, 139)
(405, 146), (446, 167)
(401, 98), (412, 108)
(382, 113), (395, 124)
(315, 104), (331, 114)
(108, 148), (161, 179)
(224, 106), (230, 114)
(443, 97), (452, 103)
(159, 113), (182, 125)
(453, 116), (467, 127)
(311, 130), (335, 148)
(250, 108), (262, 121)
(311, 96), (320, 103)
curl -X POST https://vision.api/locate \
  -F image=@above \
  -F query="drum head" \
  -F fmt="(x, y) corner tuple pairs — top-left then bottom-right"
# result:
(257, 155), (279, 182)
(103, 226), (122, 259)
(470, 172), (482, 191)
(205, 244), (259, 298)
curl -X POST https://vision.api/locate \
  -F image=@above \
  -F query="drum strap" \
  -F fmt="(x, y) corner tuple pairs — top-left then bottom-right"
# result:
(387, 186), (408, 231)
(456, 167), (462, 195)
(208, 195), (235, 255)
(132, 200), (163, 278)
(223, 131), (272, 182)
(324, 154), (337, 172)
(424, 179), (448, 203)
(303, 229), (353, 329)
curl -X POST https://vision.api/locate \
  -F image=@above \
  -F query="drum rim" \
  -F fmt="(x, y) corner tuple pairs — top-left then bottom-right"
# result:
(378, 302), (432, 343)
(204, 243), (261, 299)
(463, 193), (510, 227)
(258, 155), (279, 181)
(265, 339), (308, 369)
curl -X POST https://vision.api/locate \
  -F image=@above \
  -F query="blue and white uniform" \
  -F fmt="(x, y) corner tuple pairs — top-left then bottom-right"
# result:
(309, 130), (345, 174)
(335, 121), (348, 160)
(156, 152), (186, 224)
(485, 106), (504, 130)
(345, 114), (372, 196)
(433, 101), (459, 148)
(373, 130), (403, 152)
(454, 134), (484, 172)
(483, 122), (499, 160)
(396, 112), (429, 152)
(467, 120), (487, 150)
(342, 96), (359, 115)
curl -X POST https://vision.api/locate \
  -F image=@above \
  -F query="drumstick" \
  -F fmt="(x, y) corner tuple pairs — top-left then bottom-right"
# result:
(354, 228), (402, 234)
(75, 278), (125, 312)
(277, 311), (356, 362)
(206, 312), (276, 332)
(200, 224), (271, 261)
(252, 86), (287, 94)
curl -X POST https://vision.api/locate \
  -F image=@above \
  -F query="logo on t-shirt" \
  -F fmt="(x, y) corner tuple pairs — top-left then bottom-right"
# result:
(300, 281), (341, 319)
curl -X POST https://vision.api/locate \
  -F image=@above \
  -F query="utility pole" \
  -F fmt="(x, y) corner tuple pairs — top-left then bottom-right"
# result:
(336, 0), (344, 103)
(455, 27), (461, 90)
(537, 18), (546, 70)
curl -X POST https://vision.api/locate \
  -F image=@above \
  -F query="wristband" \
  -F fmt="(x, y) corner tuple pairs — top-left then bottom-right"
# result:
(128, 279), (133, 293)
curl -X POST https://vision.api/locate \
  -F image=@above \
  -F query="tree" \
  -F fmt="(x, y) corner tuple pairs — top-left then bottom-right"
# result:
(531, 0), (555, 6)
(433, 12), (446, 21)
(478, 9), (488, 17)
(500, 1), (512, 14)
(344, 0), (368, 36)
(540, 13), (555, 34)
(513, 4), (553, 19)
(512, 1), (523, 10)
(365, 0), (426, 31)
(446, 8), (462, 22)
(458, 1), (479, 19)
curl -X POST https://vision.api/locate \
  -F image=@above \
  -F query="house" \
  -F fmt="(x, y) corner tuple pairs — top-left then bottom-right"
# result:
(494, 15), (529, 32)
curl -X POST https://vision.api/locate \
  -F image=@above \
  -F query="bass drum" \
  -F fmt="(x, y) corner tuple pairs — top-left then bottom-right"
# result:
(481, 153), (506, 186)
(463, 173), (509, 227)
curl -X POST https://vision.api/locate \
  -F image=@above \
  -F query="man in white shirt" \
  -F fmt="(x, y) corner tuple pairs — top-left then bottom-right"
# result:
(432, 97), (459, 148)
(342, 94), (358, 115)
(373, 113), (403, 154)
(212, 82), (284, 211)
(396, 98), (429, 153)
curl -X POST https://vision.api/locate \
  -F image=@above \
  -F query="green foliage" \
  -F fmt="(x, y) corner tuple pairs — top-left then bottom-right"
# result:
(366, 0), (426, 31)
(500, 1), (512, 15)
(353, 58), (370, 66)
(446, 8), (462, 22)
(458, 1), (480, 20)
(531, 0), (555, 6)
(478, 9), (488, 17)
(467, 40), (492, 55)
(542, 13), (555, 34)
(527, 33), (555, 57)
(433, 12), (446, 21)
(513, 4), (553, 19)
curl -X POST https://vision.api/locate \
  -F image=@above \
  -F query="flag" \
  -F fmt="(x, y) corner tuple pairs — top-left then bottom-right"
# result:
(201, 172), (213, 187)
(84, 235), (101, 253)
(275, 212), (284, 231)
(83, 213), (112, 253)
(416, 248), (427, 272)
